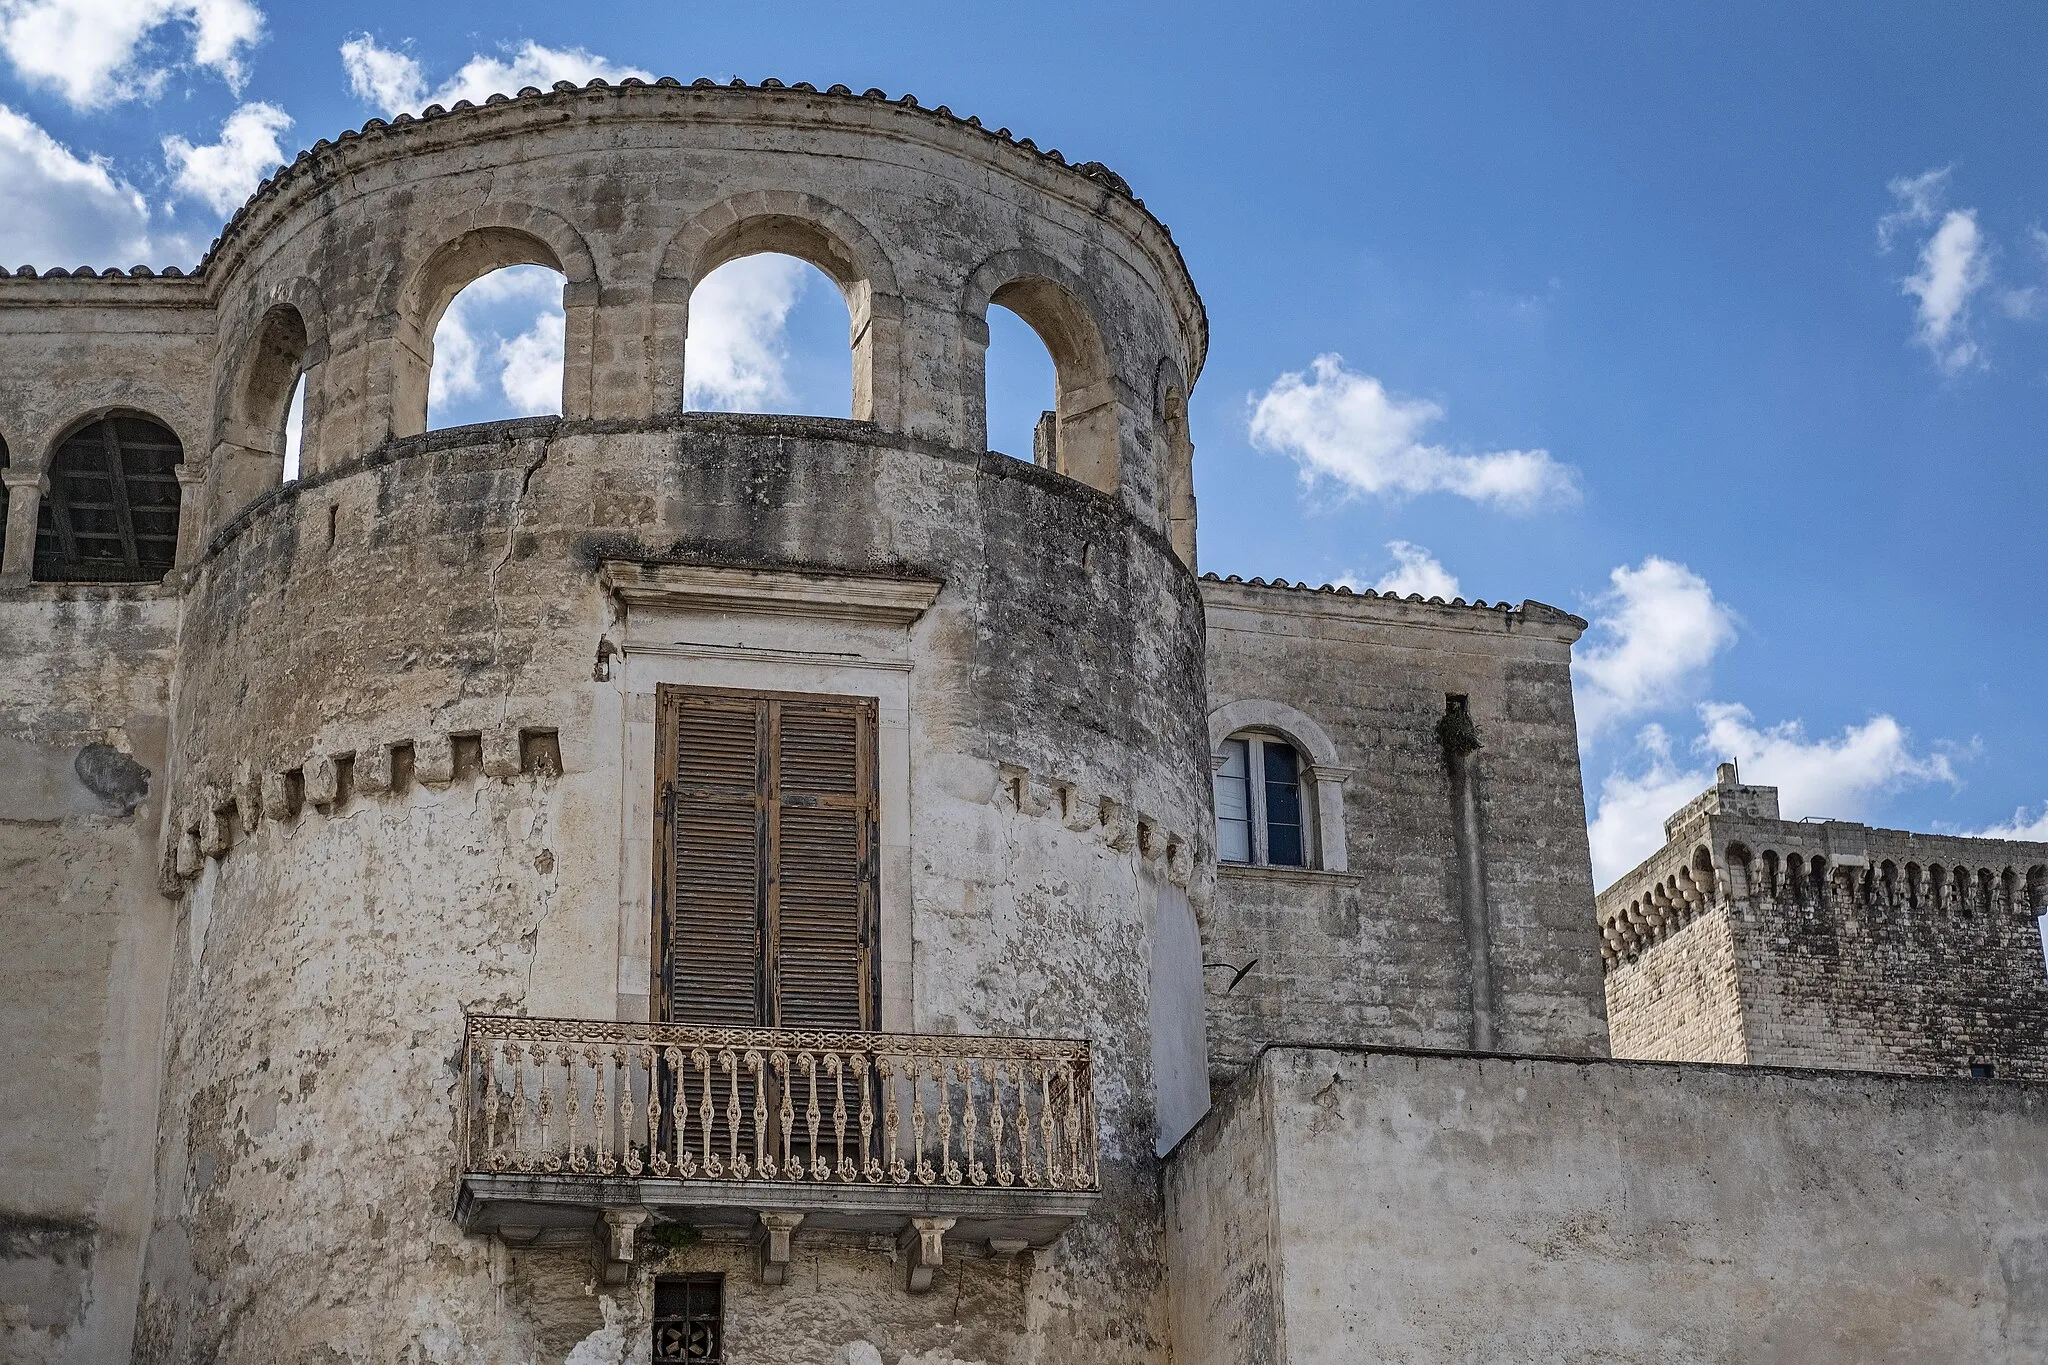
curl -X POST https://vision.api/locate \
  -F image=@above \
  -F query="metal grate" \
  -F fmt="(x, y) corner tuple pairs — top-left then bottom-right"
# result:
(652, 1275), (723, 1364)
(32, 414), (182, 583)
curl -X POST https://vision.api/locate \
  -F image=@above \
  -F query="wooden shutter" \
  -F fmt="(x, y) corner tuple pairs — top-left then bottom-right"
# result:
(656, 686), (878, 1030)
(769, 699), (875, 1030)
(658, 691), (766, 1026)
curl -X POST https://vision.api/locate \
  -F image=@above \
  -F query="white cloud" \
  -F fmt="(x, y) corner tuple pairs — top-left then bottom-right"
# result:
(684, 254), (811, 410)
(0, 103), (150, 265)
(162, 100), (289, 215)
(1968, 804), (2048, 841)
(339, 34), (422, 111)
(1698, 703), (1955, 820)
(1573, 557), (1737, 738)
(1248, 354), (1579, 512)
(340, 35), (650, 115)
(1905, 210), (1988, 373)
(1587, 705), (1957, 888)
(1879, 168), (1991, 373)
(1372, 541), (1460, 600)
(427, 264), (564, 420)
(1877, 166), (1949, 250)
(1587, 725), (1716, 888)
(0, 0), (262, 109)
(498, 310), (564, 415)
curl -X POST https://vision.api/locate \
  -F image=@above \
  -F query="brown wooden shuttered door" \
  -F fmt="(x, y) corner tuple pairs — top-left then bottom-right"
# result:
(656, 685), (878, 1030)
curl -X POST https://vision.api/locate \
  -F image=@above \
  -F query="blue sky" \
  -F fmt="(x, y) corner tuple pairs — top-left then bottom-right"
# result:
(5, 2), (2048, 887)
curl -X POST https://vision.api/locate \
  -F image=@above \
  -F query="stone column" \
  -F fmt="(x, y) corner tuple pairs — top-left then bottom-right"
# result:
(0, 465), (46, 584)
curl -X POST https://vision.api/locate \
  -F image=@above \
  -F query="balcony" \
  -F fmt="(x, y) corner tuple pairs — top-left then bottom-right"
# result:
(454, 1015), (1102, 1289)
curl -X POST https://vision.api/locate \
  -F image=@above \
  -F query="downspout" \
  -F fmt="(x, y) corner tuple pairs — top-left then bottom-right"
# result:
(1440, 695), (1496, 1050)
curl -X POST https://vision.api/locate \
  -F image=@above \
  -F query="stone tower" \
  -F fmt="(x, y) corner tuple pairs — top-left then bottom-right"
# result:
(2, 79), (1210, 1363)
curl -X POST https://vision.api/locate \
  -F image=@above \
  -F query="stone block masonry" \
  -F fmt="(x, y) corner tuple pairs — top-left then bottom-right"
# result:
(1600, 761), (2048, 1078)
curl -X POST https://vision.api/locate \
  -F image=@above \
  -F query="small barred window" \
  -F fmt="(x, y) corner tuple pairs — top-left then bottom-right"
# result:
(653, 1274), (723, 1363)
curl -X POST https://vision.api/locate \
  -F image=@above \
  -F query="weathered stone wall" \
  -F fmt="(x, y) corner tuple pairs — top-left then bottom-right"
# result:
(1165, 1046), (2048, 1365)
(1198, 578), (1607, 1084)
(1601, 770), (2048, 1079)
(1602, 909), (1746, 1063)
(132, 413), (1207, 1364)
(0, 590), (180, 1364)
(0, 80), (1213, 1365)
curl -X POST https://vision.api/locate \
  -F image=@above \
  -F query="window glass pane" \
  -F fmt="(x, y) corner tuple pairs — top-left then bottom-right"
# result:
(1263, 742), (1304, 867)
(1215, 738), (1251, 864)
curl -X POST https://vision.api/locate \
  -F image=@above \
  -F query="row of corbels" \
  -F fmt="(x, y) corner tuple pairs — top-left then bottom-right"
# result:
(995, 762), (1196, 889)
(163, 724), (560, 890)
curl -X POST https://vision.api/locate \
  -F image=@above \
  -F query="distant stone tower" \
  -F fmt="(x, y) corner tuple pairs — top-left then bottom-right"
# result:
(1, 80), (1210, 1364)
(1598, 761), (2048, 1078)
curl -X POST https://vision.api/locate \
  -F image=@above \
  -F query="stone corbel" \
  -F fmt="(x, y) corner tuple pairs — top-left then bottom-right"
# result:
(600, 1208), (648, 1287)
(997, 763), (1053, 817)
(483, 726), (522, 780)
(757, 1210), (804, 1285)
(415, 733), (455, 786)
(303, 754), (339, 808)
(1097, 796), (1131, 851)
(198, 784), (233, 857)
(1057, 781), (1095, 833)
(902, 1216), (955, 1293)
(355, 742), (394, 796)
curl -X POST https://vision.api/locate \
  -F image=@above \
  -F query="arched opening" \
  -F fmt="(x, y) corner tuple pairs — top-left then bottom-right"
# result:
(426, 263), (569, 430)
(0, 430), (10, 562)
(1159, 383), (1196, 566)
(1689, 845), (1717, 903)
(281, 373), (306, 483)
(683, 252), (852, 417)
(33, 412), (182, 583)
(2027, 866), (2047, 975)
(1214, 729), (1311, 868)
(985, 302), (1059, 465)
(1726, 842), (1753, 901)
(983, 275), (1117, 495)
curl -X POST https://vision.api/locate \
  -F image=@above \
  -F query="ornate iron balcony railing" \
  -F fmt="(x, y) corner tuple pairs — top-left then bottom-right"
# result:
(460, 1014), (1101, 1195)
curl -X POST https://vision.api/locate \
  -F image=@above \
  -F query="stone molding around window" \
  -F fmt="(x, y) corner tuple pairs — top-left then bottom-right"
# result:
(1206, 697), (1351, 873)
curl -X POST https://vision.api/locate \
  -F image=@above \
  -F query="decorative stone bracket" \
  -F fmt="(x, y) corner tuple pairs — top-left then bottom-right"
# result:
(161, 715), (568, 895)
(996, 761), (1196, 888)
(756, 1211), (804, 1285)
(901, 1216), (956, 1293)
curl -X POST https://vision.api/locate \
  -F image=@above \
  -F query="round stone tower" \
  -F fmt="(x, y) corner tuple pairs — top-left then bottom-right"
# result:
(135, 80), (1211, 1364)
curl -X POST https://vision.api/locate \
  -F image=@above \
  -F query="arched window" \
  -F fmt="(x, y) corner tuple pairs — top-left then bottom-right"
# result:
(0, 431), (11, 561)
(684, 253), (852, 417)
(1215, 731), (1310, 867)
(33, 414), (182, 583)
(985, 302), (1059, 465)
(427, 263), (569, 429)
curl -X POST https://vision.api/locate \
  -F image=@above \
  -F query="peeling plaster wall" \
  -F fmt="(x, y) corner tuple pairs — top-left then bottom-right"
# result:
(1166, 1046), (2048, 1365)
(1198, 581), (1608, 1084)
(0, 591), (179, 1365)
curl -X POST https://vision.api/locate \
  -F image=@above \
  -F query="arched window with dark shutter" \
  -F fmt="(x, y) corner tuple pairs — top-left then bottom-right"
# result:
(33, 413), (183, 583)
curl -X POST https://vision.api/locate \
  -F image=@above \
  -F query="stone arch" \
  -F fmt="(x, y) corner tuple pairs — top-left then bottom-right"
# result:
(1207, 697), (1349, 872)
(385, 204), (599, 439)
(963, 247), (1120, 496)
(655, 190), (903, 427)
(1725, 841), (1753, 901)
(1153, 357), (1196, 568)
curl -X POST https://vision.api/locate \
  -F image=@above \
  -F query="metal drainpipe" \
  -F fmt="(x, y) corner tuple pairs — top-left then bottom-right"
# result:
(1440, 695), (1497, 1051)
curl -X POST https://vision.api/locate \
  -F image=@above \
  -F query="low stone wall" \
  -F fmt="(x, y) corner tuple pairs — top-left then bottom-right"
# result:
(1165, 1046), (2048, 1364)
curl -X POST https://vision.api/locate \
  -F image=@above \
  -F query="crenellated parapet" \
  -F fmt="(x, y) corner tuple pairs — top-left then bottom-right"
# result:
(1598, 761), (2048, 971)
(1598, 760), (2048, 1079)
